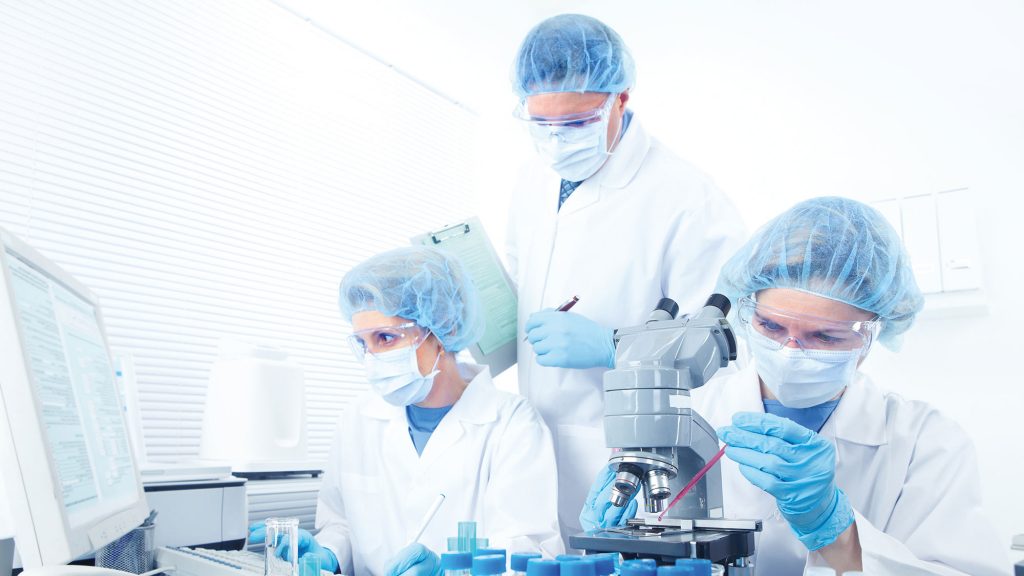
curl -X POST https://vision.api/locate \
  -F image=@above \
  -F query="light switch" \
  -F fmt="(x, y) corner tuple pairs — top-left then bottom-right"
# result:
(936, 188), (982, 291)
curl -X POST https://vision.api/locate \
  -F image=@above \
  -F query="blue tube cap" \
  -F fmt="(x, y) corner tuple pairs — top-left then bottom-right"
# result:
(511, 553), (543, 572)
(673, 559), (711, 576)
(620, 560), (657, 576)
(554, 555), (581, 562)
(475, 548), (508, 560)
(587, 554), (615, 576)
(472, 554), (507, 575)
(441, 552), (473, 571)
(656, 567), (690, 576)
(526, 558), (560, 576)
(559, 559), (596, 576)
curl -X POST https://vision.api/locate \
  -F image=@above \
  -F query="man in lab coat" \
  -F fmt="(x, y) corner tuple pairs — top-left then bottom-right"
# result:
(583, 197), (1008, 574)
(507, 14), (745, 544)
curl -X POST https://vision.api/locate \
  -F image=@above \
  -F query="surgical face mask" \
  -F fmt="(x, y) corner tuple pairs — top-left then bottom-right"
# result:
(363, 342), (440, 407)
(748, 329), (861, 409)
(527, 96), (617, 182)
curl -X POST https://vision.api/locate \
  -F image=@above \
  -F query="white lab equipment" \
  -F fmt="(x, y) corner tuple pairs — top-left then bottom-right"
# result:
(0, 227), (150, 570)
(199, 339), (318, 476)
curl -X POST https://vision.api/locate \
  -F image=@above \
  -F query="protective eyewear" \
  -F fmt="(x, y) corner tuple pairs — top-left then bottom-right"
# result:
(737, 297), (880, 352)
(512, 94), (616, 127)
(347, 322), (429, 361)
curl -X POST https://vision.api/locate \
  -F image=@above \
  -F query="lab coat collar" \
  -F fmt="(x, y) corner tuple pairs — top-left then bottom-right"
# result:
(359, 362), (499, 424)
(587, 112), (650, 191)
(826, 372), (888, 447)
(557, 112), (651, 216)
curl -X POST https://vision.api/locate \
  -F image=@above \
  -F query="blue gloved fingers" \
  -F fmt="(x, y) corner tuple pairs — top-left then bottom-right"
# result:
(274, 529), (313, 562)
(248, 523), (266, 545)
(584, 466), (616, 509)
(733, 460), (784, 495)
(719, 426), (805, 467)
(731, 412), (815, 444)
(385, 543), (438, 576)
(524, 309), (555, 332)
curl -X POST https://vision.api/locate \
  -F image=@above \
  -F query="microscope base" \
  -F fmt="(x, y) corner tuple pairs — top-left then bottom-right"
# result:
(570, 527), (756, 565)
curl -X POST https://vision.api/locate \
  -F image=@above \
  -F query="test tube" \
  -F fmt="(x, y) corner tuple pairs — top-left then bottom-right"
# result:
(300, 554), (320, 576)
(620, 559), (657, 576)
(263, 517), (299, 576)
(459, 522), (477, 553)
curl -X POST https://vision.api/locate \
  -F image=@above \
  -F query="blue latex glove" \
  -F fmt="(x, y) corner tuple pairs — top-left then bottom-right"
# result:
(248, 522), (339, 573)
(580, 465), (639, 531)
(384, 543), (441, 576)
(717, 412), (855, 551)
(525, 310), (615, 369)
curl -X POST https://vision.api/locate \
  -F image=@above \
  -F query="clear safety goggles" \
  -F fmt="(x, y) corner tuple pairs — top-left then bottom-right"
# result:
(737, 297), (880, 352)
(347, 322), (429, 361)
(512, 94), (616, 127)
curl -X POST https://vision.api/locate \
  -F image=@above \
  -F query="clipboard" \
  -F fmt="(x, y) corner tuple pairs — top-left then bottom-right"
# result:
(412, 217), (518, 375)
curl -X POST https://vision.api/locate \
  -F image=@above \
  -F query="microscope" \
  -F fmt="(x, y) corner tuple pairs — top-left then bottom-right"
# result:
(569, 295), (760, 571)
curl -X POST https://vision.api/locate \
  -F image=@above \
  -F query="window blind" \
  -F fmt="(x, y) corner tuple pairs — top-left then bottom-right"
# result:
(0, 0), (477, 463)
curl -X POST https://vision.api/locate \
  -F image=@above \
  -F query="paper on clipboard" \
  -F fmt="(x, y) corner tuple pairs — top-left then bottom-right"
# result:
(411, 217), (518, 375)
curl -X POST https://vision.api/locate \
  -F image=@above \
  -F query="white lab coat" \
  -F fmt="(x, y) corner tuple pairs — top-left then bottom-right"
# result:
(691, 364), (1009, 575)
(314, 363), (563, 575)
(506, 113), (745, 542)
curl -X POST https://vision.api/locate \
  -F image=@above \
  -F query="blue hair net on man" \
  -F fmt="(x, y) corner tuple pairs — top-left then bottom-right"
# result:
(339, 246), (484, 353)
(512, 14), (636, 99)
(716, 196), (924, 349)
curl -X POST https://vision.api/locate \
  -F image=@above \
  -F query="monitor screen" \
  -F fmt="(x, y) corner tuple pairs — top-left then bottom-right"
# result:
(6, 248), (138, 528)
(0, 230), (147, 567)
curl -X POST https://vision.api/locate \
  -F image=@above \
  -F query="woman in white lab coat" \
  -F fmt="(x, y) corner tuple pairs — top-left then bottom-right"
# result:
(583, 197), (1008, 574)
(508, 14), (746, 543)
(252, 246), (562, 575)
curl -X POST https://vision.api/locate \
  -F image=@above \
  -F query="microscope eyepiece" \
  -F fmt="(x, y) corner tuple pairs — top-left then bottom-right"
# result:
(704, 293), (731, 316)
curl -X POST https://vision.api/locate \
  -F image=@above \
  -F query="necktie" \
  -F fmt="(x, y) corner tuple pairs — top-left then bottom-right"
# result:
(558, 179), (583, 211)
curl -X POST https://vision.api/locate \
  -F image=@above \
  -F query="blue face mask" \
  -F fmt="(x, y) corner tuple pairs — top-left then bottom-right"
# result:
(363, 341), (440, 407)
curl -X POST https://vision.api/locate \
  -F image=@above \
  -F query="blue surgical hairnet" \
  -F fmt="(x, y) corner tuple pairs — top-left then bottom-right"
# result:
(339, 246), (484, 353)
(716, 196), (924, 349)
(512, 14), (636, 99)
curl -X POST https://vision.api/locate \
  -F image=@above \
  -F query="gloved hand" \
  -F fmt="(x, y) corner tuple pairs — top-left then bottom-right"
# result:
(525, 310), (615, 369)
(384, 543), (441, 576)
(717, 412), (855, 551)
(248, 522), (340, 573)
(580, 465), (639, 531)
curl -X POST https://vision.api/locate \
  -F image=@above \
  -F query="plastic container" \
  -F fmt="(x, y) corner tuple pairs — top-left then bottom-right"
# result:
(587, 553), (615, 576)
(442, 552), (473, 576)
(560, 558), (596, 576)
(94, 523), (155, 574)
(675, 558), (712, 576)
(472, 554), (507, 575)
(620, 559), (657, 576)
(511, 553), (542, 575)
(526, 559), (560, 576)
(300, 554), (321, 576)
(263, 517), (300, 576)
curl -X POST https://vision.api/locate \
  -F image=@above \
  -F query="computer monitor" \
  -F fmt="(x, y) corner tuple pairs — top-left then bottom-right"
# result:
(0, 227), (148, 568)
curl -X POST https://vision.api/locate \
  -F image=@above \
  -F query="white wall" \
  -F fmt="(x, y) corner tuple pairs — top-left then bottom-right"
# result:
(287, 0), (1024, 555)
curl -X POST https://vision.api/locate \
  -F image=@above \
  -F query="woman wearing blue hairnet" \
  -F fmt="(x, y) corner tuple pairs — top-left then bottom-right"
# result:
(251, 246), (563, 575)
(581, 197), (1007, 574)
(507, 14), (745, 544)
